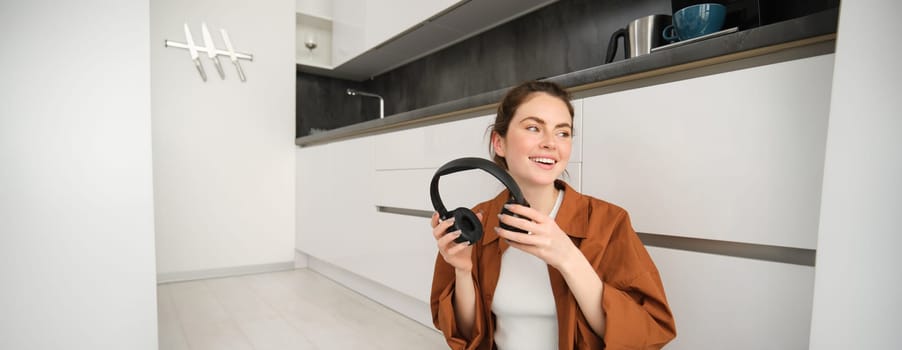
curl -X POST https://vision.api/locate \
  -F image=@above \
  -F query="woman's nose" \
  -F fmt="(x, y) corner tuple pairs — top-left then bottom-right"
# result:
(541, 133), (556, 149)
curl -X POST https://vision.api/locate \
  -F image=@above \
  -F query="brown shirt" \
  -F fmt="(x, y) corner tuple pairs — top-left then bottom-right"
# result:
(431, 181), (676, 349)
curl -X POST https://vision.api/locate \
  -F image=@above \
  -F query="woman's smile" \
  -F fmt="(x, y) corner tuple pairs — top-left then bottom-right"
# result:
(529, 156), (558, 170)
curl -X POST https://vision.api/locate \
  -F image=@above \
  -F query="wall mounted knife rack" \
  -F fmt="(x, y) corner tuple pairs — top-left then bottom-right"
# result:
(165, 23), (254, 82)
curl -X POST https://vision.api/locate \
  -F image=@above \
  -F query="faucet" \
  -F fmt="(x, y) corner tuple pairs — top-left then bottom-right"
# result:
(346, 88), (384, 119)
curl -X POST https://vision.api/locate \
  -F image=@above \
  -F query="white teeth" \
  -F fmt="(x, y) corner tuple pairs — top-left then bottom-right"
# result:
(530, 157), (555, 165)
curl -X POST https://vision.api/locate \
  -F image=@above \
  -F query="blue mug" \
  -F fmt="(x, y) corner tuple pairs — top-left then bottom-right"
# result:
(662, 3), (726, 42)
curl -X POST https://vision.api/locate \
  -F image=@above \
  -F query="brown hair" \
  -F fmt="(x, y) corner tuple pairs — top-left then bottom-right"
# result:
(488, 81), (574, 169)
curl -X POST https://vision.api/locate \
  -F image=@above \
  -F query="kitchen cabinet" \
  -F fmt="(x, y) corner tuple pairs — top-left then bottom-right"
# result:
(649, 246), (815, 349)
(331, 0), (458, 68)
(301, 0), (446, 71)
(329, 0), (364, 68)
(303, 0), (559, 79)
(581, 54), (834, 250)
(580, 52), (829, 349)
(368, 212), (437, 303)
(363, 1), (460, 55)
(295, 134), (376, 265)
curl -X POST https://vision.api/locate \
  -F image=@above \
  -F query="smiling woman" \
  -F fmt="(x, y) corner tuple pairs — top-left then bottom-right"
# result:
(430, 81), (676, 349)
(491, 91), (573, 196)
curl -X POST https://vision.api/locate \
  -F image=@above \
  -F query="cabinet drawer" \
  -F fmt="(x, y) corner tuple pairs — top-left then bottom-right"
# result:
(649, 246), (814, 349)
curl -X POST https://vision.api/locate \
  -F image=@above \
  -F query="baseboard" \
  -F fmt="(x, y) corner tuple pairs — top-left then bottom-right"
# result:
(156, 261), (296, 284)
(294, 250), (309, 268)
(302, 251), (437, 330)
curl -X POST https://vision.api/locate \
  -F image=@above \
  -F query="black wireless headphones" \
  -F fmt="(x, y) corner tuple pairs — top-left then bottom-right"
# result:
(430, 157), (531, 245)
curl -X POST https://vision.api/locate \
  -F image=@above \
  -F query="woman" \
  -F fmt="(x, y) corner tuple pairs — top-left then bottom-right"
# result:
(430, 81), (676, 349)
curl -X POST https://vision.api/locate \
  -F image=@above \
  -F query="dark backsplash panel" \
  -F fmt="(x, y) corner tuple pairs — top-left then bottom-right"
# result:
(296, 74), (379, 136)
(296, 0), (837, 137)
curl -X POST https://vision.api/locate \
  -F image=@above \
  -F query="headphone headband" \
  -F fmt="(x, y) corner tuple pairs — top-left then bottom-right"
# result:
(429, 157), (529, 219)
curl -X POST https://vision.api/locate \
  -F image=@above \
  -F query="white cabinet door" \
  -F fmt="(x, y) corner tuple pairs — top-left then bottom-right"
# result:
(581, 54), (834, 249)
(365, 212), (437, 303)
(649, 247), (815, 349)
(295, 136), (377, 265)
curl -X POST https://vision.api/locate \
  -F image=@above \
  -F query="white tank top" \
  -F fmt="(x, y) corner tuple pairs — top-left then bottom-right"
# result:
(492, 190), (564, 350)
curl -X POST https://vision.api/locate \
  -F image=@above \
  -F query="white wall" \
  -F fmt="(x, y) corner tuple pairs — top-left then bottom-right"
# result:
(0, 1), (158, 349)
(809, 1), (902, 348)
(151, 0), (297, 279)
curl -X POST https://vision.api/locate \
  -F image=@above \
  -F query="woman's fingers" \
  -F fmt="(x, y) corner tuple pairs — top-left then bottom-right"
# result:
(437, 229), (461, 246)
(497, 211), (538, 234)
(495, 226), (542, 245)
(445, 239), (470, 255)
(431, 212), (440, 228)
(502, 204), (543, 223)
(432, 217), (455, 239)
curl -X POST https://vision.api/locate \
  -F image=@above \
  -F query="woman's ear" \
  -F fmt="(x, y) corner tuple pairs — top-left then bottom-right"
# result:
(491, 132), (506, 157)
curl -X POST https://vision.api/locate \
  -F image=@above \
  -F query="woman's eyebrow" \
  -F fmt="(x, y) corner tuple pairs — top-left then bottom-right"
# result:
(520, 116), (545, 125)
(520, 116), (572, 129)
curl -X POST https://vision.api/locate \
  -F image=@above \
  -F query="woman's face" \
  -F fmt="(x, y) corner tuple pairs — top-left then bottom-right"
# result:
(493, 92), (573, 189)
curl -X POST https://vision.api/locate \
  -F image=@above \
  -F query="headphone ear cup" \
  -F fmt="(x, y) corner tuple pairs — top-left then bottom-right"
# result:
(448, 208), (483, 244)
(499, 201), (530, 234)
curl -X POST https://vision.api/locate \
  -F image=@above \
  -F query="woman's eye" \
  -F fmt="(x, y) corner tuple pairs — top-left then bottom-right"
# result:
(526, 126), (539, 132)
(557, 131), (571, 138)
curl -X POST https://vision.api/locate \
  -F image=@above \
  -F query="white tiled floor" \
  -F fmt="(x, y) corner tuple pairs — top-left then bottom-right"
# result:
(158, 269), (447, 350)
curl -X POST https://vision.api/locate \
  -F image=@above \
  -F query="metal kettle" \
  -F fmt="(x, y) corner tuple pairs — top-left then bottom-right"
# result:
(605, 14), (672, 63)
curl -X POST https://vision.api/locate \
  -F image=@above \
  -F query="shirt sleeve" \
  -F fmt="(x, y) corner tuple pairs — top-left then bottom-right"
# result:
(431, 253), (488, 350)
(429, 219), (492, 350)
(597, 210), (677, 349)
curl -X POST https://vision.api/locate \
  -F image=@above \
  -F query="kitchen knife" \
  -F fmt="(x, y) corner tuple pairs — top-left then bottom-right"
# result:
(202, 22), (225, 79)
(184, 23), (207, 81)
(220, 28), (246, 82)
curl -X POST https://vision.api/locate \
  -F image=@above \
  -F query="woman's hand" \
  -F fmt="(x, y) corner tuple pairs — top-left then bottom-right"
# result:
(432, 211), (482, 273)
(495, 204), (581, 270)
